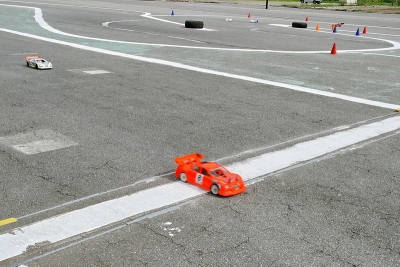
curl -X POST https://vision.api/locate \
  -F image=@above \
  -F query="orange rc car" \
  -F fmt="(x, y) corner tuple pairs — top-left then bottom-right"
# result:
(174, 153), (246, 196)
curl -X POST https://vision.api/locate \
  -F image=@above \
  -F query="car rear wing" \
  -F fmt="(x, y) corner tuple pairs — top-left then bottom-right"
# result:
(24, 56), (41, 61)
(174, 153), (203, 165)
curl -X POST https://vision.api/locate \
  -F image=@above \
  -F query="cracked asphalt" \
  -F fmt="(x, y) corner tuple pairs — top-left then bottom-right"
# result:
(0, 0), (399, 266)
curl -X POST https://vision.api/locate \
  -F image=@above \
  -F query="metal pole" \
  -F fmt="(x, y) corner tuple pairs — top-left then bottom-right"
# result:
(266, 0), (269, 9)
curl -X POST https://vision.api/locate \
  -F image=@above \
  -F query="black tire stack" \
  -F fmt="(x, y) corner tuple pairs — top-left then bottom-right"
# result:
(292, 22), (307, 28)
(185, 20), (204, 29)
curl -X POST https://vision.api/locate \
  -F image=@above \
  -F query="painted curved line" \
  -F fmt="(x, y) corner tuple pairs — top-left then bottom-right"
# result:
(30, 6), (400, 53)
(2, 4), (400, 54)
(1, 26), (399, 111)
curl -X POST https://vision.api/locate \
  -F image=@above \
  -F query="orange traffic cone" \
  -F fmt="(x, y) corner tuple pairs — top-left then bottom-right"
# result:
(306, 16), (309, 21)
(362, 27), (367, 34)
(330, 43), (337, 55)
(315, 24), (320, 31)
(248, 13), (251, 18)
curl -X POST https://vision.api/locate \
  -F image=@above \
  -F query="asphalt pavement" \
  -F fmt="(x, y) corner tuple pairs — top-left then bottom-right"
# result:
(0, 0), (399, 266)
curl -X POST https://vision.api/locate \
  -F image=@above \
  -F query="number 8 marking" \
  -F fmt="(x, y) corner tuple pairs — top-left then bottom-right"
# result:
(196, 174), (203, 184)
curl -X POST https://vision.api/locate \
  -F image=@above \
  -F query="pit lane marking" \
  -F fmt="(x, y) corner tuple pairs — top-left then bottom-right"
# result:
(2, 115), (400, 263)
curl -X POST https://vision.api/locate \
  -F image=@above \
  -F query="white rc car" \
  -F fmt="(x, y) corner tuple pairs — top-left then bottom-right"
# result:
(25, 56), (52, 69)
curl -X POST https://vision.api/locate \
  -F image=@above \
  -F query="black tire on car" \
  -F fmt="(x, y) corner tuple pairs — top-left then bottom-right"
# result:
(26, 62), (29, 67)
(292, 22), (307, 29)
(211, 184), (219, 195)
(185, 20), (204, 29)
(180, 172), (187, 183)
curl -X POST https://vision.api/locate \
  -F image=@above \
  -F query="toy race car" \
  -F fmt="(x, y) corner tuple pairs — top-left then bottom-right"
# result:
(333, 23), (344, 27)
(25, 56), (52, 69)
(174, 153), (246, 197)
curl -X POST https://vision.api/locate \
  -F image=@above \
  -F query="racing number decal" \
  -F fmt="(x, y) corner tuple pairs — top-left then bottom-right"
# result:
(196, 174), (203, 185)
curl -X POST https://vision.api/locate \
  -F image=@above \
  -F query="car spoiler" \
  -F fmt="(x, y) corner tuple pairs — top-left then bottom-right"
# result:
(174, 153), (203, 165)
(24, 56), (41, 60)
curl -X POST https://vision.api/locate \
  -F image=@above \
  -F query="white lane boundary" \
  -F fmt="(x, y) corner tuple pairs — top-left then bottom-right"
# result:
(2, 4), (400, 53)
(0, 5), (400, 110)
(0, 26), (399, 110)
(1, 116), (400, 262)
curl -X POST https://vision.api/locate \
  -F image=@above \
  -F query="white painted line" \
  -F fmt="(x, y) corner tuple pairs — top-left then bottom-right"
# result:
(0, 28), (398, 111)
(228, 116), (400, 179)
(83, 70), (111, 74)
(2, 4), (399, 53)
(0, 129), (77, 155)
(1, 116), (400, 262)
(0, 183), (205, 262)
(269, 24), (290, 28)
(0, 4), (399, 110)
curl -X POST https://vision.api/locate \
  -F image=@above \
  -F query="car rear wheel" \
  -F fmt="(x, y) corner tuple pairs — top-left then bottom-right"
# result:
(211, 184), (219, 195)
(179, 172), (187, 183)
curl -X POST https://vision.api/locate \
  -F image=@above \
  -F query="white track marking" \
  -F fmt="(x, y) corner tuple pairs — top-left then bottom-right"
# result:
(1, 116), (400, 262)
(1, 5), (400, 109)
(2, 4), (399, 53)
(228, 116), (400, 179)
(0, 27), (399, 110)
(82, 70), (111, 74)
(140, 12), (183, 26)
(141, 13), (218, 32)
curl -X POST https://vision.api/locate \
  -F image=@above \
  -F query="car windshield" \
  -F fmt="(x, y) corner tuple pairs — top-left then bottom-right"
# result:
(210, 167), (228, 177)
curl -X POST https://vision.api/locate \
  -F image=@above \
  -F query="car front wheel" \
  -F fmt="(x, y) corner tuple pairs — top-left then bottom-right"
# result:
(180, 172), (187, 183)
(211, 184), (219, 195)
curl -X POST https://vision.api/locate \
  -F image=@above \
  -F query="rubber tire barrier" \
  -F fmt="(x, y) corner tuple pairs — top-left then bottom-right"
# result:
(185, 20), (204, 29)
(292, 22), (307, 28)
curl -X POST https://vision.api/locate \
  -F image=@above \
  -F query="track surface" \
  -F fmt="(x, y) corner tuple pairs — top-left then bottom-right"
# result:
(0, 0), (399, 266)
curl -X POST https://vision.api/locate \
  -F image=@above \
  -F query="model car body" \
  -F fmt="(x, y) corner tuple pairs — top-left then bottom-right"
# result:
(174, 153), (246, 197)
(25, 56), (52, 69)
